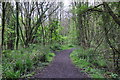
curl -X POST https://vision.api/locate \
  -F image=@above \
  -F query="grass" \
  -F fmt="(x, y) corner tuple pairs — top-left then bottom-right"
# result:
(70, 47), (119, 79)
(2, 44), (55, 78)
(50, 43), (76, 51)
(61, 44), (76, 50)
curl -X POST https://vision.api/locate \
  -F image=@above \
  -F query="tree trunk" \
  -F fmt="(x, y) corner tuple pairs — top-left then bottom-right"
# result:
(1, 2), (5, 50)
(16, 2), (19, 49)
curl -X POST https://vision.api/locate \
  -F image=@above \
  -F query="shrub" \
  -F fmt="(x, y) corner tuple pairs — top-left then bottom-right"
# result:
(70, 48), (109, 78)
(71, 48), (120, 78)
(50, 43), (62, 51)
(2, 45), (54, 78)
(45, 53), (55, 62)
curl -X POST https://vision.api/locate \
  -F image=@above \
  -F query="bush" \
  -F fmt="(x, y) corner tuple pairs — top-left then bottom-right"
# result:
(70, 47), (113, 78)
(50, 43), (62, 51)
(61, 44), (76, 50)
(2, 45), (55, 78)
(45, 53), (55, 62)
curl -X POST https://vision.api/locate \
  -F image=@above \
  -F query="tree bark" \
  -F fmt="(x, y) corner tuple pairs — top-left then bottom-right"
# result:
(16, 2), (19, 49)
(1, 2), (5, 50)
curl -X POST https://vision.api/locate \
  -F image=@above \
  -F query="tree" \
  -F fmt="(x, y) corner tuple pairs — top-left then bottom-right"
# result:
(16, 2), (19, 49)
(1, 2), (5, 50)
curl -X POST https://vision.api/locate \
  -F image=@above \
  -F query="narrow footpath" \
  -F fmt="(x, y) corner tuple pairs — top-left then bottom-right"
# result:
(33, 48), (90, 78)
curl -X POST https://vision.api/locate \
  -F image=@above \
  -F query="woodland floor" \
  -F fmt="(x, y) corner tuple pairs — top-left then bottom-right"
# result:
(32, 48), (90, 78)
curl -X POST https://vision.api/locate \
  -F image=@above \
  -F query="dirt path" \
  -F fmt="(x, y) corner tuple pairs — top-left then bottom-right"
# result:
(32, 48), (90, 78)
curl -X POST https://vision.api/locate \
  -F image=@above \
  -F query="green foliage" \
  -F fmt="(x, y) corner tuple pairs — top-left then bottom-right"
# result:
(50, 43), (76, 51)
(70, 48), (118, 78)
(35, 19), (64, 45)
(110, 73), (118, 78)
(90, 72), (104, 78)
(50, 43), (62, 51)
(70, 50), (104, 78)
(21, 72), (35, 78)
(49, 20), (63, 43)
(71, 5), (91, 15)
(61, 44), (76, 50)
(104, 71), (119, 79)
(4, 27), (15, 43)
(45, 53), (55, 62)
(2, 44), (55, 78)
(77, 5), (89, 14)
(95, 59), (107, 67)
(4, 70), (21, 78)
(75, 48), (107, 68)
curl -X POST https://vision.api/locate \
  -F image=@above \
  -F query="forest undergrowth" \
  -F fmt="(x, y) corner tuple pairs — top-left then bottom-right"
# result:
(70, 46), (120, 79)
(2, 44), (55, 78)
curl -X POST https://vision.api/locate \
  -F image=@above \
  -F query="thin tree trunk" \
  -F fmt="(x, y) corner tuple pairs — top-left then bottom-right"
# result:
(1, 2), (5, 50)
(16, 2), (19, 49)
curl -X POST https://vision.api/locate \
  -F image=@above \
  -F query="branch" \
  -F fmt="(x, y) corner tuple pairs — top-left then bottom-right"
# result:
(80, 3), (120, 26)
(41, 5), (59, 23)
(103, 2), (120, 26)
(81, 4), (104, 14)
(30, 4), (60, 43)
